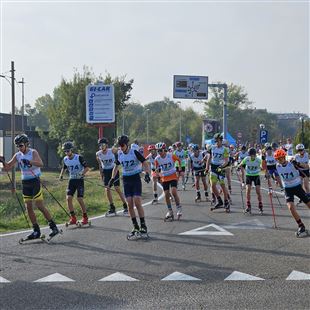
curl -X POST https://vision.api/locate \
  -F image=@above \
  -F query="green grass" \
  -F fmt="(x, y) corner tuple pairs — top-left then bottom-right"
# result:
(0, 171), (126, 233)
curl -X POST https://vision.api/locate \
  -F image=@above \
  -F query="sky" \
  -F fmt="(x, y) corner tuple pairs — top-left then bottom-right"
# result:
(0, 0), (309, 116)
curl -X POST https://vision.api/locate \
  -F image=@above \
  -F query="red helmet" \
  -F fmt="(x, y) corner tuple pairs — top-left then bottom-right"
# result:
(148, 144), (156, 151)
(175, 141), (182, 147)
(274, 149), (286, 160)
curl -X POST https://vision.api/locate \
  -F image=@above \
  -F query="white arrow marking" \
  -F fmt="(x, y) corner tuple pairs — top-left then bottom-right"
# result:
(179, 224), (233, 236)
(224, 271), (264, 281)
(223, 219), (267, 230)
(0, 276), (10, 283)
(99, 272), (139, 282)
(161, 272), (201, 281)
(34, 273), (75, 282)
(286, 270), (310, 280)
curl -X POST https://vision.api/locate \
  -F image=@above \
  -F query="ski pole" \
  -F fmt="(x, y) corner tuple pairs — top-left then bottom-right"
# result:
(236, 170), (245, 210)
(83, 177), (119, 192)
(6, 172), (30, 228)
(268, 187), (278, 229)
(30, 170), (71, 217)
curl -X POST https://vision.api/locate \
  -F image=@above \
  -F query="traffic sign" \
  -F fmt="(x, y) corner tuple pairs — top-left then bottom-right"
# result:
(260, 129), (268, 144)
(85, 84), (115, 123)
(173, 75), (208, 99)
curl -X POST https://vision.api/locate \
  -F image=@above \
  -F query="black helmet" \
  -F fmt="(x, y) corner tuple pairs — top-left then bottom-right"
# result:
(241, 145), (246, 151)
(213, 133), (223, 140)
(62, 141), (74, 151)
(248, 148), (256, 156)
(271, 142), (278, 149)
(266, 145), (272, 151)
(117, 135), (129, 146)
(14, 134), (29, 145)
(98, 137), (108, 145)
(192, 144), (199, 151)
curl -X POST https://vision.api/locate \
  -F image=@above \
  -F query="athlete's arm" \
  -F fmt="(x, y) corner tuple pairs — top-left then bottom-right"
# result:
(0, 153), (18, 171)
(31, 149), (44, 168)
(79, 155), (89, 176)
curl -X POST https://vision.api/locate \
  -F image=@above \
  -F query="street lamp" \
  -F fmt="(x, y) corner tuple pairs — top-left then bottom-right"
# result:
(18, 78), (25, 132)
(146, 109), (149, 144)
(299, 117), (304, 145)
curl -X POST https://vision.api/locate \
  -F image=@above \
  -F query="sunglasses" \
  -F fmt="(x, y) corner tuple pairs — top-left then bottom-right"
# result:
(17, 144), (25, 148)
(157, 149), (164, 153)
(119, 143), (126, 147)
(64, 150), (71, 153)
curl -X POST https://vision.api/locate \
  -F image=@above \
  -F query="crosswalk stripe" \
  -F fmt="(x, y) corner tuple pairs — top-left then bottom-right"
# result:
(286, 270), (310, 281)
(224, 271), (264, 281)
(161, 272), (201, 281)
(98, 272), (139, 281)
(34, 273), (75, 282)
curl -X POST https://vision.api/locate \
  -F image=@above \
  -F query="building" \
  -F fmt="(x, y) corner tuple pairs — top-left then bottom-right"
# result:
(0, 113), (59, 169)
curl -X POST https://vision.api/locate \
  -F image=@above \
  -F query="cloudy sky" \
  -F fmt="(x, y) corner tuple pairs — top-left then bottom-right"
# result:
(0, 0), (309, 116)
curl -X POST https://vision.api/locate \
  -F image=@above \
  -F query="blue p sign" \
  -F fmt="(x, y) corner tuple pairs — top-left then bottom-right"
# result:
(260, 130), (268, 144)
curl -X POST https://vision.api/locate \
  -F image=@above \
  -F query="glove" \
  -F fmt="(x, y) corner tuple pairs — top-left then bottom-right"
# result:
(21, 159), (31, 167)
(144, 173), (151, 184)
(108, 178), (115, 188)
(216, 167), (222, 173)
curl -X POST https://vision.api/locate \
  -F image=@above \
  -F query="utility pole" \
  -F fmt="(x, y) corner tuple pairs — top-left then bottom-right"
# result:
(11, 61), (16, 189)
(146, 109), (149, 144)
(18, 77), (25, 132)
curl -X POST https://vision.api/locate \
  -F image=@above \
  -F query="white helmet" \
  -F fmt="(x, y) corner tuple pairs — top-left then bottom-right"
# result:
(296, 144), (305, 151)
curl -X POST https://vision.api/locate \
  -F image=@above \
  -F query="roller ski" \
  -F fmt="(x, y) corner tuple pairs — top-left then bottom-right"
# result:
(19, 230), (45, 244)
(122, 207), (129, 216)
(295, 225), (309, 238)
(105, 205), (117, 217)
(164, 209), (174, 222)
(195, 192), (201, 203)
(210, 199), (224, 211)
(77, 216), (91, 227)
(258, 203), (264, 216)
(176, 205), (182, 220)
(224, 200), (230, 213)
(139, 225), (150, 240)
(127, 227), (141, 241)
(65, 215), (79, 227)
(151, 197), (158, 205)
(244, 206), (252, 215)
(46, 226), (62, 242)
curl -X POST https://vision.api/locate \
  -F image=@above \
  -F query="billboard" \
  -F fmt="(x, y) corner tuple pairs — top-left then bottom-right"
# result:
(173, 75), (208, 99)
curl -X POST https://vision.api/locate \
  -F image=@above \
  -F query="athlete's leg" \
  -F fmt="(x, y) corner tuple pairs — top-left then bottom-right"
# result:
(171, 186), (180, 206)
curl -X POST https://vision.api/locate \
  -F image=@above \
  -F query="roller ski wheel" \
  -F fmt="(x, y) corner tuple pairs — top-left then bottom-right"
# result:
(151, 199), (158, 205)
(195, 197), (201, 203)
(210, 201), (223, 211)
(139, 227), (149, 240)
(77, 220), (91, 228)
(258, 209), (263, 216)
(244, 207), (252, 215)
(65, 222), (78, 228)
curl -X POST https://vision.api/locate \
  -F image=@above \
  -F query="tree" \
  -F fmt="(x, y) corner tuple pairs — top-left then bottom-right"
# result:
(45, 68), (134, 167)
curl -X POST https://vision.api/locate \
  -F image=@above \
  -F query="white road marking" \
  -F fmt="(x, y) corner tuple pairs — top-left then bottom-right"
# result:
(224, 271), (264, 281)
(161, 271), (201, 281)
(223, 219), (267, 230)
(98, 272), (139, 282)
(34, 273), (75, 282)
(0, 276), (10, 283)
(179, 224), (234, 236)
(286, 270), (310, 281)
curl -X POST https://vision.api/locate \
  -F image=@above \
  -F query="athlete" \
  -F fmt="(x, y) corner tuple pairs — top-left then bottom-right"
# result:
(96, 138), (128, 216)
(239, 148), (264, 215)
(274, 149), (310, 237)
(0, 134), (60, 240)
(145, 144), (159, 204)
(189, 144), (209, 202)
(261, 145), (284, 192)
(154, 142), (182, 221)
(205, 133), (230, 212)
(294, 144), (309, 195)
(109, 135), (151, 239)
(174, 141), (188, 190)
(226, 144), (236, 194)
(284, 138), (294, 156)
(59, 141), (90, 225)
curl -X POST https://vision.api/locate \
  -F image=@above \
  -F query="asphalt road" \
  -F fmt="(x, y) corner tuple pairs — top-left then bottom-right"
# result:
(1, 175), (309, 310)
